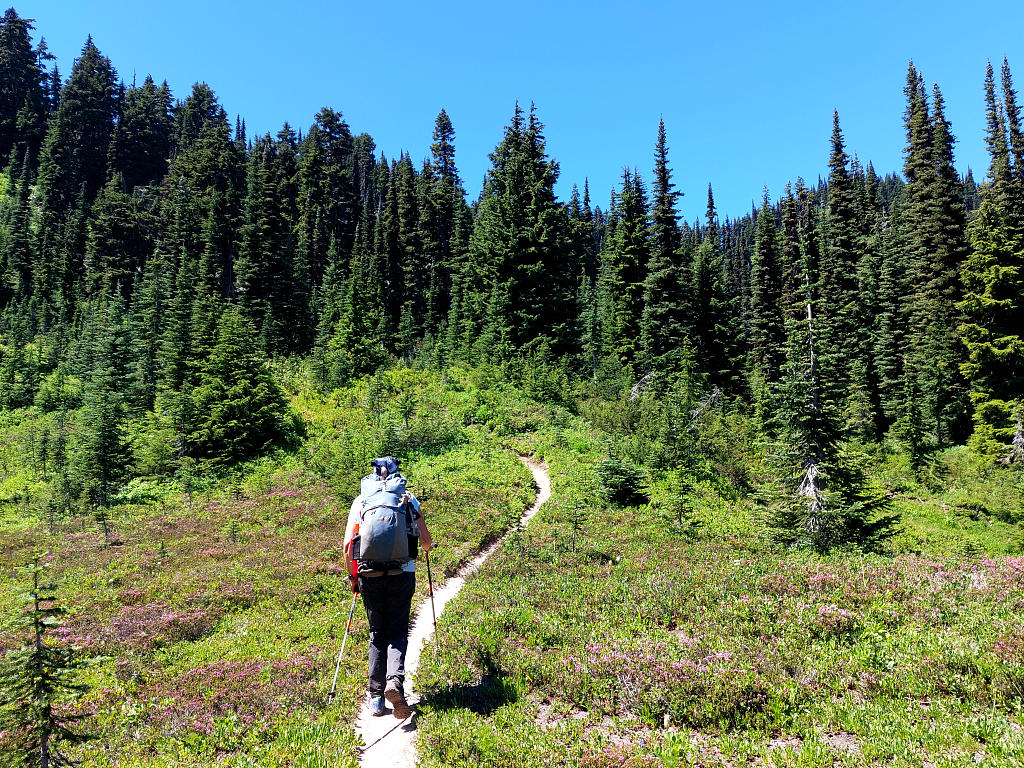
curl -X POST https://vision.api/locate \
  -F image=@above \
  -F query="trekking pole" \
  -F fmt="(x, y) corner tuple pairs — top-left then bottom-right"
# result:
(327, 591), (358, 705)
(425, 548), (438, 635)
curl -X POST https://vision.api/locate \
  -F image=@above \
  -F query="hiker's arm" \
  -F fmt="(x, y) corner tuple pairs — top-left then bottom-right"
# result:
(416, 508), (433, 553)
(342, 499), (360, 590)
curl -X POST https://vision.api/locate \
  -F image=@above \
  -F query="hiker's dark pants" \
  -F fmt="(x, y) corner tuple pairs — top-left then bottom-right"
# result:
(358, 571), (415, 697)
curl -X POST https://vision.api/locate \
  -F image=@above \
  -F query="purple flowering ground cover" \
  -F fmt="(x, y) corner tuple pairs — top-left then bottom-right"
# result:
(0, 372), (536, 767)
(2, 373), (1023, 767)
(414, 421), (1024, 768)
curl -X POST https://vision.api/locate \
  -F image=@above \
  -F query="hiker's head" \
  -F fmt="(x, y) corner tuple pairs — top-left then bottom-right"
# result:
(371, 456), (400, 479)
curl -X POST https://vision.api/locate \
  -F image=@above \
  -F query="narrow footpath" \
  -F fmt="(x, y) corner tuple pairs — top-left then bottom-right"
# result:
(353, 456), (552, 768)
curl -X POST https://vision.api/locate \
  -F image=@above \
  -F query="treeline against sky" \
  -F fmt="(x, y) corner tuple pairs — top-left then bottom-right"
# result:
(0, 8), (1022, 510)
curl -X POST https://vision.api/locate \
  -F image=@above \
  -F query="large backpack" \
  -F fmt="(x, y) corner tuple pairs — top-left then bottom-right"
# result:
(354, 473), (416, 573)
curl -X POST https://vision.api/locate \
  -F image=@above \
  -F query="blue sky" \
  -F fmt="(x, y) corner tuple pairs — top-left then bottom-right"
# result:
(16, 1), (1024, 222)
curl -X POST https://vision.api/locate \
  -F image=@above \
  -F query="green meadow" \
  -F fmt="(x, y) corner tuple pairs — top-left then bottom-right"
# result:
(2, 369), (1022, 767)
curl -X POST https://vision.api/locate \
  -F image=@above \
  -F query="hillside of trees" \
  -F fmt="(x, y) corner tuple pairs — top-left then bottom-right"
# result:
(0, 5), (1021, 540)
(3, 7), (1024, 766)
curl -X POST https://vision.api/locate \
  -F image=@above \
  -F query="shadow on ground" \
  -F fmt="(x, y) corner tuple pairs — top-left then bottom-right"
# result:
(421, 672), (519, 716)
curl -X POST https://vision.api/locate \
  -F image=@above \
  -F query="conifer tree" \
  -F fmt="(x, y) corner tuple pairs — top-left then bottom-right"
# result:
(72, 295), (130, 507)
(321, 239), (384, 389)
(35, 37), (117, 216)
(371, 157), (403, 346)
(639, 120), (688, 377)
(393, 153), (424, 357)
(234, 129), (300, 354)
(0, 8), (50, 165)
(816, 113), (867, 425)
(189, 307), (291, 463)
(873, 194), (911, 429)
(0, 558), (90, 768)
(295, 107), (358, 290)
(4, 151), (33, 298)
(958, 83), (1024, 457)
(598, 169), (649, 372)
(1001, 58), (1024, 196)
(749, 197), (785, 399)
(461, 103), (576, 361)
(779, 186), (803, 319)
(160, 83), (241, 292)
(106, 75), (172, 192)
(419, 110), (469, 346)
(773, 209), (897, 551)
(901, 65), (970, 444)
(126, 255), (163, 413)
(689, 235), (736, 392)
(83, 177), (154, 298)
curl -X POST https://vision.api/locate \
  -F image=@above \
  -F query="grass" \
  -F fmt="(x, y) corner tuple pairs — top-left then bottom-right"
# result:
(0, 369), (534, 767)
(2, 368), (1023, 767)
(414, 415), (1024, 768)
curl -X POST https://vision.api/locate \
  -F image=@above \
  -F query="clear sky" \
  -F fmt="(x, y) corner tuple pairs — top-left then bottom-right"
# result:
(15, 0), (1024, 223)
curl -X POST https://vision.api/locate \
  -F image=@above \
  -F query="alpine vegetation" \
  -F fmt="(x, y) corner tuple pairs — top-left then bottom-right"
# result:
(0, 6), (1022, 767)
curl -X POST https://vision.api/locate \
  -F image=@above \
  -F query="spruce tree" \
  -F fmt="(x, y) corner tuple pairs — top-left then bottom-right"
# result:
(749, 197), (785, 402)
(639, 119), (688, 377)
(958, 196), (1024, 456)
(35, 37), (117, 216)
(461, 103), (576, 362)
(189, 307), (291, 463)
(72, 295), (130, 507)
(234, 129), (301, 354)
(419, 110), (470, 347)
(83, 177), (154, 298)
(901, 64), (971, 445)
(597, 169), (649, 372)
(689, 236), (737, 392)
(393, 153), (424, 357)
(819, 112), (862, 402)
(773, 211), (897, 551)
(106, 75), (172, 192)
(0, 8), (49, 165)
(873, 194), (911, 430)
(0, 558), (90, 768)
(160, 83), (242, 298)
(957, 61), (1024, 457)
(295, 107), (358, 290)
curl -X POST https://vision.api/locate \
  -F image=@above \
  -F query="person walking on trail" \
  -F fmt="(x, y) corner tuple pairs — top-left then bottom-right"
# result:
(343, 456), (433, 720)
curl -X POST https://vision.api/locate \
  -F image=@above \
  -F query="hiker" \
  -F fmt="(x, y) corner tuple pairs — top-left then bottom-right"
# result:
(343, 456), (433, 720)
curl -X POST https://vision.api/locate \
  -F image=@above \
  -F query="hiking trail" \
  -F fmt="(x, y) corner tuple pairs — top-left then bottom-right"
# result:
(353, 455), (551, 768)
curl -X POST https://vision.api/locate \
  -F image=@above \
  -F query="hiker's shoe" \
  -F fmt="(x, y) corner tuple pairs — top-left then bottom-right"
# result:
(384, 679), (412, 720)
(368, 695), (387, 717)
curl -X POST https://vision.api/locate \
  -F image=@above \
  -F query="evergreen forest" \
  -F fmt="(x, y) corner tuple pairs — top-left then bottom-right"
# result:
(1, 7), (1023, 767)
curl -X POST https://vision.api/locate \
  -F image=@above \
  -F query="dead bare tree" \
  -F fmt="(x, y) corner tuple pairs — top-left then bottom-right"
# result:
(686, 387), (721, 432)
(629, 371), (656, 401)
(1004, 415), (1024, 465)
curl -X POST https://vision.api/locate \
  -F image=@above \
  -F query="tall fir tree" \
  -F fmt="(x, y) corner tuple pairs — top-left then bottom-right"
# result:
(819, 112), (862, 410)
(188, 307), (291, 463)
(234, 128), (301, 354)
(639, 119), (688, 378)
(35, 37), (117, 217)
(460, 103), (576, 362)
(0, 8), (50, 166)
(773, 198), (897, 551)
(295, 107), (358, 291)
(106, 75), (172, 192)
(748, 196), (785, 420)
(598, 169), (649, 373)
(958, 60), (1024, 457)
(901, 64), (970, 445)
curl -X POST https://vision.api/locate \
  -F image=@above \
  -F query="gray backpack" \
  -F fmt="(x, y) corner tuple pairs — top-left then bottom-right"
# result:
(355, 473), (415, 572)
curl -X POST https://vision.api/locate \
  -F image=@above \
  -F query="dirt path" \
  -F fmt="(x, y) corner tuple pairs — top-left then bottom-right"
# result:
(354, 456), (551, 768)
